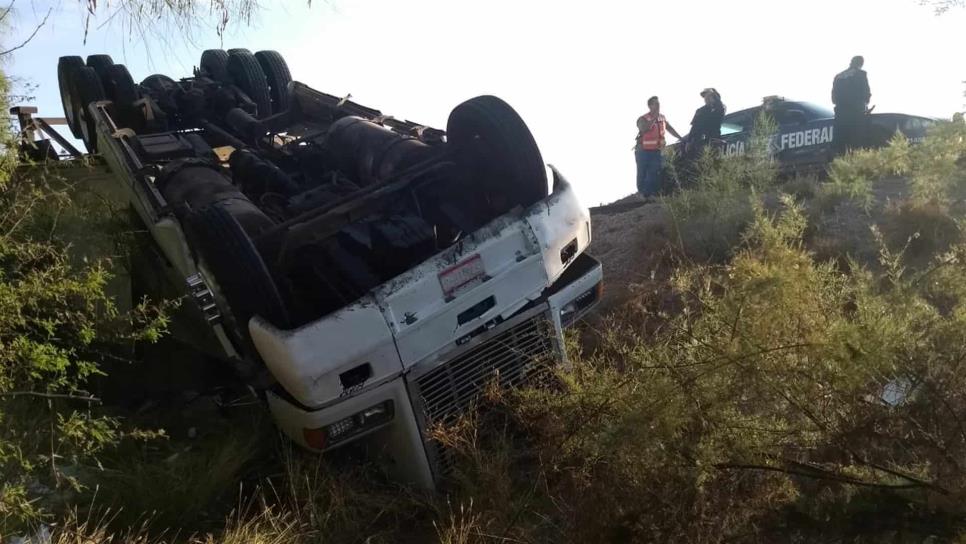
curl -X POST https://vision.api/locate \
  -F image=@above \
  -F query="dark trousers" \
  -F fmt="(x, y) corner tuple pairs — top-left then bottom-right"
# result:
(635, 149), (663, 197)
(833, 107), (866, 156)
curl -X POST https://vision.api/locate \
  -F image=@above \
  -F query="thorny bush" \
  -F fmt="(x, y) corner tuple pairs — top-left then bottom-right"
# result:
(0, 76), (171, 532)
(436, 193), (966, 542)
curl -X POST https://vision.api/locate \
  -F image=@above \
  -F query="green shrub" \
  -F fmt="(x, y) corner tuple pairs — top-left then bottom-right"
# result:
(665, 112), (779, 262)
(0, 73), (171, 532)
(433, 194), (966, 542)
(909, 118), (966, 206)
(826, 119), (966, 210)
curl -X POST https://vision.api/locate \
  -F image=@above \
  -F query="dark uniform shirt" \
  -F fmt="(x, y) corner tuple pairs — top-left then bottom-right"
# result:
(832, 68), (871, 111)
(689, 104), (724, 143)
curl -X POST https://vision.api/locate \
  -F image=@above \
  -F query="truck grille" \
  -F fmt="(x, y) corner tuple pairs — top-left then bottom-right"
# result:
(413, 314), (556, 476)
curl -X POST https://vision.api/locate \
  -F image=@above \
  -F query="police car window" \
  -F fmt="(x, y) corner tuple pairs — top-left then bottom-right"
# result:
(789, 102), (834, 120)
(720, 123), (743, 136)
(722, 108), (758, 134)
(773, 107), (807, 126)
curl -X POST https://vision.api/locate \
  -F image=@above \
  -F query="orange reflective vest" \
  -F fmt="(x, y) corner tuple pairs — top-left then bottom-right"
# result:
(639, 113), (666, 150)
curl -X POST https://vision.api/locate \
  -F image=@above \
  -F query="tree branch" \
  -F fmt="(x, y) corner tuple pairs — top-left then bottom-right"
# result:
(715, 460), (937, 491)
(0, 391), (101, 403)
(0, 0), (16, 25)
(0, 6), (52, 57)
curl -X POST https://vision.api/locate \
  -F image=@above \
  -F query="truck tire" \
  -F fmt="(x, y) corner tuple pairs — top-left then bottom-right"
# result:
(446, 95), (548, 212)
(103, 64), (141, 129)
(86, 54), (115, 85)
(200, 49), (230, 82)
(58, 56), (85, 138)
(227, 51), (272, 119)
(186, 204), (290, 343)
(70, 66), (107, 153)
(141, 74), (180, 117)
(141, 73), (178, 90)
(254, 50), (292, 113)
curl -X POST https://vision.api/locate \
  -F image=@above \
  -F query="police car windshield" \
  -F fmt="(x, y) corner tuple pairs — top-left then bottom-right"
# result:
(788, 102), (834, 120)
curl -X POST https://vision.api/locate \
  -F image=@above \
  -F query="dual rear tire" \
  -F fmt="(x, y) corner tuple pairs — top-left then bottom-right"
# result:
(201, 48), (292, 118)
(58, 54), (142, 149)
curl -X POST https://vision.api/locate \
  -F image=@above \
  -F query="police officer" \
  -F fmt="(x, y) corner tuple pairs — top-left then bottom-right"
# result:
(831, 55), (872, 155)
(634, 96), (682, 198)
(686, 88), (726, 159)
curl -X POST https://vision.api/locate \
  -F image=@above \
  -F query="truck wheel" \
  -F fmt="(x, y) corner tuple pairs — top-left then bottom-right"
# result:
(141, 74), (179, 95)
(227, 50), (272, 118)
(70, 66), (107, 153)
(86, 54), (115, 85)
(141, 74), (180, 117)
(58, 56), (85, 138)
(185, 203), (290, 342)
(200, 49), (230, 82)
(254, 50), (292, 113)
(104, 64), (141, 129)
(446, 95), (548, 212)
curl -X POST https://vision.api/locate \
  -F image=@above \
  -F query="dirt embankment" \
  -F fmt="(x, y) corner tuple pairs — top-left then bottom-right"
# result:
(587, 177), (961, 316)
(588, 197), (674, 312)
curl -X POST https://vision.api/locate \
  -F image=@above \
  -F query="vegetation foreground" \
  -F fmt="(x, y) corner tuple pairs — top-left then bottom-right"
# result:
(4, 72), (966, 541)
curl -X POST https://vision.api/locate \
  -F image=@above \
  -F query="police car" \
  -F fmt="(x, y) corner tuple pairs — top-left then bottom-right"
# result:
(674, 96), (934, 175)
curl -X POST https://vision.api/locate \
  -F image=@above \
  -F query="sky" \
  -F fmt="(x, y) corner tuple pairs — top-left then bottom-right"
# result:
(4, 0), (965, 206)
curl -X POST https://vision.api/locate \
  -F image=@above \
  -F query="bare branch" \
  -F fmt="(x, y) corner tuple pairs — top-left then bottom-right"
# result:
(0, 6), (52, 57)
(0, 0), (16, 25)
(715, 460), (942, 491)
(0, 390), (101, 403)
(922, 0), (965, 14)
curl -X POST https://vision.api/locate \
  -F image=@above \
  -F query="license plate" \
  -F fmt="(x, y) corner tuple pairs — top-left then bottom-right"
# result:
(439, 254), (485, 297)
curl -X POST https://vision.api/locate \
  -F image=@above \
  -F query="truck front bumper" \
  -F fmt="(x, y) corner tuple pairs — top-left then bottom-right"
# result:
(266, 254), (602, 489)
(267, 376), (436, 488)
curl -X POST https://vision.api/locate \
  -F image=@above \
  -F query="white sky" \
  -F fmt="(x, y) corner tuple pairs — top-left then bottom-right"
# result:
(5, 0), (966, 205)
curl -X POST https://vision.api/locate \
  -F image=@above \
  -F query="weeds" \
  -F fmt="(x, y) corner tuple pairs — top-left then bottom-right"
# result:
(665, 112), (779, 262)
(827, 118), (966, 210)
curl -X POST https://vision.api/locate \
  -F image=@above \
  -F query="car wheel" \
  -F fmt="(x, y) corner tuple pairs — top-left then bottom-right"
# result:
(254, 50), (292, 113)
(185, 203), (291, 347)
(104, 64), (142, 129)
(70, 66), (107, 153)
(200, 49), (230, 82)
(58, 56), (85, 138)
(446, 95), (549, 213)
(227, 50), (272, 118)
(86, 54), (115, 85)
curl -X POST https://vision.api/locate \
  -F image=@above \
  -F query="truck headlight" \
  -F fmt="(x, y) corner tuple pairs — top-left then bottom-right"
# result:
(559, 281), (603, 327)
(302, 400), (395, 450)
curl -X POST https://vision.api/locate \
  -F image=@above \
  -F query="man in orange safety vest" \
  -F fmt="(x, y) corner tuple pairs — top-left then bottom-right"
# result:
(635, 96), (682, 198)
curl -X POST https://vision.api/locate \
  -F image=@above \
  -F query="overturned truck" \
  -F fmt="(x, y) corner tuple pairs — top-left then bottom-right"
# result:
(56, 49), (601, 487)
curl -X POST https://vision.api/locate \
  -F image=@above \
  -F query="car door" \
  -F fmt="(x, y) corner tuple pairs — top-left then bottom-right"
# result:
(770, 103), (835, 171)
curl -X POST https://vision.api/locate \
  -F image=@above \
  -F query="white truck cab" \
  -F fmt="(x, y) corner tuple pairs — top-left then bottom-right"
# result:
(254, 172), (600, 486)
